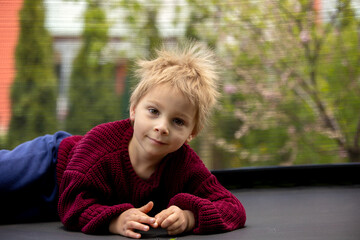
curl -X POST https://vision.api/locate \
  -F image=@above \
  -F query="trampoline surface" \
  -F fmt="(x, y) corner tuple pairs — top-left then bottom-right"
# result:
(1, 185), (359, 240)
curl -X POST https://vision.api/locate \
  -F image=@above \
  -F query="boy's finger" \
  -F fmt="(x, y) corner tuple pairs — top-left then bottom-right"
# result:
(154, 209), (170, 225)
(167, 227), (183, 236)
(125, 229), (141, 239)
(138, 201), (154, 214)
(166, 219), (182, 231)
(161, 213), (179, 229)
(167, 220), (187, 235)
(127, 221), (150, 232)
(137, 214), (156, 226)
(150, 221), (159, 228)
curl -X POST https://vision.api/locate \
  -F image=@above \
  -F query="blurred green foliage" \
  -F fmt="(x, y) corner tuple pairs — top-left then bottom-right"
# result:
(6, 0), (359, 168)
(7, 0), (58, 148)
(185, 0), (360, 167)
(65, 0), (121, 135)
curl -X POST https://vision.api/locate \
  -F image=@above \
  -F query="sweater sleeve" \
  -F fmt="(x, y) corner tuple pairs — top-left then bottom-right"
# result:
(58, 164), (134, 234)
(167, 148), (246, 234)
(57, 120), (135, 234)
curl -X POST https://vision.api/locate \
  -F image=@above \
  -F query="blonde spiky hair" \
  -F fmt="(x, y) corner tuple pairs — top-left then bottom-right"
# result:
(130, 41), (220, 135)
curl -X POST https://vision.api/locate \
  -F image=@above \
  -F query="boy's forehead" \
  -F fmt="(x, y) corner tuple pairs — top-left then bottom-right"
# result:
(146, 84), (190, 103)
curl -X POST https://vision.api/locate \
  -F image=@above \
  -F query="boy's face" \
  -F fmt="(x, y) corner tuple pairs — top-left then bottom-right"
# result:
(129, 84), (196, 161)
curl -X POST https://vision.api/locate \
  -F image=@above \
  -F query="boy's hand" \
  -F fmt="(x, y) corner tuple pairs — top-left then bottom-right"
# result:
(155, 206), (195, 235)
(109, 201), (158, 239)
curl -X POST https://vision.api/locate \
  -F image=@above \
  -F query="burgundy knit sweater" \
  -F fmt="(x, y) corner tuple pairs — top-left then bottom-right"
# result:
(56, 119), (246, 234)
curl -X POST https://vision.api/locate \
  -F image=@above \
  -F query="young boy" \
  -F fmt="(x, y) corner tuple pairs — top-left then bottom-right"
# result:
(0, 42), (246, 238)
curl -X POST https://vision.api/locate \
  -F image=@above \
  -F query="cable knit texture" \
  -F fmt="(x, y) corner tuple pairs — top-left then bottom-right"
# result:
(56, 119), (246, 234)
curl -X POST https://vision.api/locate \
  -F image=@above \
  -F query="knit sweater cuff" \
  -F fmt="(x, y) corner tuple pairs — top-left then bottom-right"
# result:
(80, 203), (134, 234)
(168, 193), (223, 234)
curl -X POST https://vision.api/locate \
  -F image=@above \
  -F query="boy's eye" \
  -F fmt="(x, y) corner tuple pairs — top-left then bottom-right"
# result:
(148, 108), (159, 115)
(173, 118), (185, 126)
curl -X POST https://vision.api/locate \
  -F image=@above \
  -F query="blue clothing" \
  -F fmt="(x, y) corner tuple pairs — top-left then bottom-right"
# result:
(0, 131), (71, 223)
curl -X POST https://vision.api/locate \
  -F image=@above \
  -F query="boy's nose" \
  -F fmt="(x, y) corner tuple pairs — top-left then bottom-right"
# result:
(154, 121), (169, 135)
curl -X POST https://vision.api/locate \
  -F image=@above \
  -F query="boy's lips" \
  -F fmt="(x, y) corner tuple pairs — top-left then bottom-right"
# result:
(148, 136), (167, 145)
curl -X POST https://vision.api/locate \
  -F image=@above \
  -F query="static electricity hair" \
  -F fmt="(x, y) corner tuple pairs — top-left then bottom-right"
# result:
(129, 41), (220, 135)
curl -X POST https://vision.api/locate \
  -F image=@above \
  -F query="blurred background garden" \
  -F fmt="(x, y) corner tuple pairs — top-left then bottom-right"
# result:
(0, 0), (359, 169)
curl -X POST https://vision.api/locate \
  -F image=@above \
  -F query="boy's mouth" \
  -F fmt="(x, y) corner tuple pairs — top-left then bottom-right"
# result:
(147, 136), (167, 145)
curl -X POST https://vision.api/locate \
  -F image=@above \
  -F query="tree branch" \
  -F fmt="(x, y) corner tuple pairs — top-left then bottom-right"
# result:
(292, 71), (346, 148)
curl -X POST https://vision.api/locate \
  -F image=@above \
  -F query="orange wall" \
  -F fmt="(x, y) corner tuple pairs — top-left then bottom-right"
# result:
(0, 0), (22, 134)
(314, 0), (322, 24)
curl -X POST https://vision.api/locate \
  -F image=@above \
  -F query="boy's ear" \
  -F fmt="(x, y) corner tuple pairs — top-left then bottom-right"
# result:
(187, 129), (198, 142)
(186, 134), (194, 143)
(129, 105), (136, 122)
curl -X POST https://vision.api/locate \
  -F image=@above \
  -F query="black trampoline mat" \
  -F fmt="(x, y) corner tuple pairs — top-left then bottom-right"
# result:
(1, 186), (359, 240)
